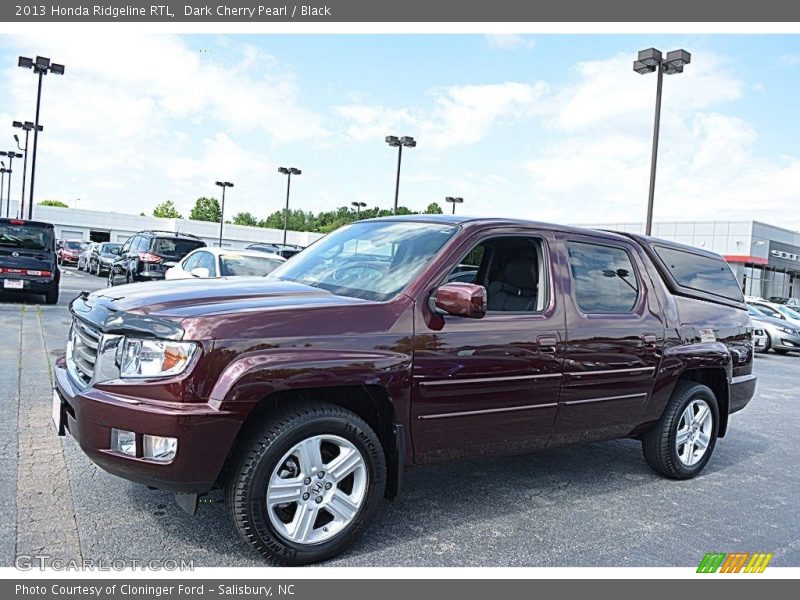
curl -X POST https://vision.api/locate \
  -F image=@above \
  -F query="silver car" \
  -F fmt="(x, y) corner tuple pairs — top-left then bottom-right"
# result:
(748, 305), (800, 354)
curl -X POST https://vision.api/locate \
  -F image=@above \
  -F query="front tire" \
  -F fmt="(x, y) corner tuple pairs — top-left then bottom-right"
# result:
(642, 382), (719, 480)
(226, 402), (386, 565)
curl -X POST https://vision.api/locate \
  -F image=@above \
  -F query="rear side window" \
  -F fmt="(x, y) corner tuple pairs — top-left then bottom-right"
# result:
(153, 238), (205, 257)
(654, 246), (743, 302)
(567, 241), (640, 314)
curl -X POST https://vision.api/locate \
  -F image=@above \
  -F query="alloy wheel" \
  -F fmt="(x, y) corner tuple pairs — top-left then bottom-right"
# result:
(675, 399), (713, 467)
(266, 434), (367, 545)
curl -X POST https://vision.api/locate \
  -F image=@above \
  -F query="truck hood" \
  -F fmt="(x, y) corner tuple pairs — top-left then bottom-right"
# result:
(89, 277), (371, 319)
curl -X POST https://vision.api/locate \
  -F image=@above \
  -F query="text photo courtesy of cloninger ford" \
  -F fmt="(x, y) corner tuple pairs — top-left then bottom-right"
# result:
(0, 26), (799, 575)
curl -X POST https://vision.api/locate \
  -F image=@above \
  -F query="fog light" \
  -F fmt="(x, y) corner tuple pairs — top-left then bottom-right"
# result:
(143, 435), (177, 462)
(111, 429), (136, 456)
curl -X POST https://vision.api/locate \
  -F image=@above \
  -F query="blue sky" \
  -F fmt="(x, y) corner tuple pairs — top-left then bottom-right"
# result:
(0, 33), (798, 228)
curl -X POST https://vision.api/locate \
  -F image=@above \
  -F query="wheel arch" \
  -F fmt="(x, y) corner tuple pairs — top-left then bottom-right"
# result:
(218, 384), (404, 500)
(674, 367), (730, 437)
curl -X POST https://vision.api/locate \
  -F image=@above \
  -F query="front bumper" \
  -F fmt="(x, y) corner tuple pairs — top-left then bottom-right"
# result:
(53, 358), (243, 493)
(729, 373), (757, 414)
(771, 331), (800, 352)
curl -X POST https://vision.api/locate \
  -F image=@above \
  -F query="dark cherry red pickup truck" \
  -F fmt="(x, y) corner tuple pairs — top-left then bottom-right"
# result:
(53, 216), (757, 564)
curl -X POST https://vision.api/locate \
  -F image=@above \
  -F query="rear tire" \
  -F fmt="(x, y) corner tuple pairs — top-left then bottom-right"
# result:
(44, 286), (59, 305)
(225, 401), (386, 565)
(642, 382), (719, 480)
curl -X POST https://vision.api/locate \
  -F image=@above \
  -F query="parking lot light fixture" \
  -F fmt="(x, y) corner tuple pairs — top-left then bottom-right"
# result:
(13, 121), (42, 220)
(351, 201), (367, 217)
(385, 135), (416, 215)
(445, 196), (464, 215)
(278, 167), (301, 245)
(633, 47), (691, 236)
(18, 55), (64, 219)
(214, 181), (234, 247)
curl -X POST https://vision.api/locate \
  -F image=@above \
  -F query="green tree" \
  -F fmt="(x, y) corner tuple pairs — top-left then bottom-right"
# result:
(424, 202), (444, 214)
(189, 197), (221, 222)
(38, 200), (69, 208)
(232, 211), (258, 226)
(152, 200), (182, 219)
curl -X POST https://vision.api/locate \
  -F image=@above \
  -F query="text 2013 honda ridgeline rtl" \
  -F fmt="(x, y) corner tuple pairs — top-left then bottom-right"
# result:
(53, 217), (756, 564)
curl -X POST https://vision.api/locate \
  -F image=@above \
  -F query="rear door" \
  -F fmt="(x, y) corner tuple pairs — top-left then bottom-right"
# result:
(550, 234), (665, 445)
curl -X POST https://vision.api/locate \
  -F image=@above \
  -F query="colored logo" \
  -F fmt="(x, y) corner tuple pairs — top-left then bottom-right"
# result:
(697, 552), (773, 573)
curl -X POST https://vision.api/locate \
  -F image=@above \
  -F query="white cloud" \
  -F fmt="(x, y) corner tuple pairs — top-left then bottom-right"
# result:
(550, 53), (743, 132)
(0, 32), (325, 215)
(485, 35), (536, 50)
(336, 81), (549, 151)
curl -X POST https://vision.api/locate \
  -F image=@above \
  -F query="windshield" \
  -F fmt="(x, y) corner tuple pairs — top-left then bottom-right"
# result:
(0, 224), (53, 250)
(777, 305), (800, 320)
(100, 243), (121, 254)
(748, 305), (766, 317)
(220, 254), (284, 277)
(64, 241), (82, 251)
(269, 221), (458, 301)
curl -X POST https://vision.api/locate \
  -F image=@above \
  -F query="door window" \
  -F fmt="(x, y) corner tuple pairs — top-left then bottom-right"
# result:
(446, 237), (548, 313)
(567, 241), (639, 314)
(194, 251), (217, 276)
(182, 252), (201, 272)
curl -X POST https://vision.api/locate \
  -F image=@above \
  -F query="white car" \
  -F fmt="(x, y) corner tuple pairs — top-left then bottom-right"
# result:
(165, 247), (286, 280)
(747, 299), (800, 328)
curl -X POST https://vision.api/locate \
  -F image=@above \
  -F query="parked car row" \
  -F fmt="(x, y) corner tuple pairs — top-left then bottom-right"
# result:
(104, 230), (294, 285)
(746, 298), (800, 355)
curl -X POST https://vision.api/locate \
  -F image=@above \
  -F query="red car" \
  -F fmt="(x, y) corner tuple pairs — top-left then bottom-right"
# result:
(53, 216), (756, 564)
(57, 240), (83, 266)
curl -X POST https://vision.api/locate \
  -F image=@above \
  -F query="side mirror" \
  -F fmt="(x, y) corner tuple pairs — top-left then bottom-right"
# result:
(432, 282), (487, 319)
(190, 267), (210, 278)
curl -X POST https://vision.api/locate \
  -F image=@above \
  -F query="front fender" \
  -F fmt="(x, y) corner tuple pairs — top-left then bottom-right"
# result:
(209, 348), (412, 409)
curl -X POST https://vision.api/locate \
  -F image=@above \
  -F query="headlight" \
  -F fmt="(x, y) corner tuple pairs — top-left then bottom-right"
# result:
(779, 326), (798, 335)
(117, 338), (197, 378)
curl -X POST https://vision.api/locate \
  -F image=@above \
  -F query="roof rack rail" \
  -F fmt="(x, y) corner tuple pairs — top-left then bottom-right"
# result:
(138, 229), (202, 239)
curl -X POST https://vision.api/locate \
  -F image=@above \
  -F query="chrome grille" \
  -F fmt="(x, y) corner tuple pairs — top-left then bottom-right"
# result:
(70, 318), (101, 384)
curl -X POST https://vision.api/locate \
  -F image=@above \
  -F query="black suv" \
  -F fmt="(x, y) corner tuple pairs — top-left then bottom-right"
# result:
(0, 218), (59, 304)
(108, 230), (206, 286)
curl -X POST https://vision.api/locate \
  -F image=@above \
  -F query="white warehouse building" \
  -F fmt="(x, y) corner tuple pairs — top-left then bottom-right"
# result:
(12, 201), (324, 249)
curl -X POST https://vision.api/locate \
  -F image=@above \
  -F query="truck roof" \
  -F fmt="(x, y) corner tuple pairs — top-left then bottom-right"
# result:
(365, 214), (633, 243)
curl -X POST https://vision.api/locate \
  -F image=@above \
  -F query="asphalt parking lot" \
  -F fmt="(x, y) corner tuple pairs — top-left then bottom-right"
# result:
(1, 266), (798, 568)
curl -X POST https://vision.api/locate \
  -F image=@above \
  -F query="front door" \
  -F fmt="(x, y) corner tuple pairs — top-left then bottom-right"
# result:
(411, 231), (566, 463)
(550, 234), (665, 446)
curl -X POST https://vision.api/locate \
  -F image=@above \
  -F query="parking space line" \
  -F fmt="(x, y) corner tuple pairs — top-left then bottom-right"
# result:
(15, 305), (82, 562)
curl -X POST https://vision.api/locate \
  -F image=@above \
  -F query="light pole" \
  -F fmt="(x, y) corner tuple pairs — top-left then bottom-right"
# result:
(278, 167), (301, 245)
(445, 196), (464, 215)
(214, 181), (234, 247)
(0, 151), (23, 217)
(13, 120), (42, 219)
(633, 48), (691, 236)
(0, 165), (7, 217)
(351, 201), (366, 218)
(385, 135), (416, 215)
(18, 56), (65, 217)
